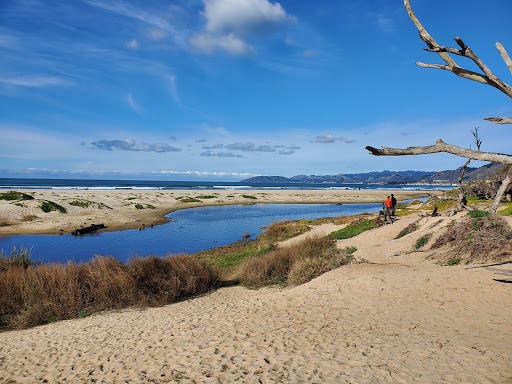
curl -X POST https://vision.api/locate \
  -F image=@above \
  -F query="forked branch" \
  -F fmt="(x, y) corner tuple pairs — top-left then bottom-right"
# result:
(365, 139), (512, 165)
(404, 0), (512, 122)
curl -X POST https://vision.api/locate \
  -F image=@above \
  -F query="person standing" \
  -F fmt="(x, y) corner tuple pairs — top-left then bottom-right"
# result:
(391, 194), (397, 216)
(384, 196), (393, 223)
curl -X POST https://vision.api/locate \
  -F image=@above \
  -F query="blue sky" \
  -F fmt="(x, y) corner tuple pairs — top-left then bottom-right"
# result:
(1, 0), (511, 181)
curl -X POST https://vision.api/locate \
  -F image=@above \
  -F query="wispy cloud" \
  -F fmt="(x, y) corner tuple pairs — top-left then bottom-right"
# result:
(155, 170), (259, 178)
(0, 75), (72, 88)
(91, 138), (181, 153)
(168, 75), (182, 107)
(83, 0), (187, 48)
(127, 93), (145, 115)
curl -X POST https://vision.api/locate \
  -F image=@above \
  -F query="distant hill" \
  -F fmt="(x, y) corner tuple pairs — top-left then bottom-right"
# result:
(243, 163), (505, 185)
(418, 162), (503, 184)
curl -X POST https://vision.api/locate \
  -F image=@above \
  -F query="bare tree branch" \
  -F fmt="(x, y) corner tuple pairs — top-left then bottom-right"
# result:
(403, 0), (512, 101)
(403, 0), (459, 68)
(457, 159), (471, 211)
(483, 117), (512, 125)
(497, 42), (512, 76)
(365, 139), (512, 165)
(490, 167), (512, 214)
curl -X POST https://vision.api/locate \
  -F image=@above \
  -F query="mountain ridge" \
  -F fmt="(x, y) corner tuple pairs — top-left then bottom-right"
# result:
(243, 163), (502, 185)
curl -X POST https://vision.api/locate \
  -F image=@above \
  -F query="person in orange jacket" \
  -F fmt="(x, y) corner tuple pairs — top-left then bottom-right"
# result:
(384, 196), (393, 223)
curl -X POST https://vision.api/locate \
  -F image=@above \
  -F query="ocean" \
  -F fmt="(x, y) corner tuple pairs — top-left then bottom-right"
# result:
(0, 177), (451, 191)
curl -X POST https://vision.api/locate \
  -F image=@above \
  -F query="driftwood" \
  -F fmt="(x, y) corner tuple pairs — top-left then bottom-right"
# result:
(486, 267), (512, 276)
(72, 224), (105, 236)
(366, 139), (512, 165)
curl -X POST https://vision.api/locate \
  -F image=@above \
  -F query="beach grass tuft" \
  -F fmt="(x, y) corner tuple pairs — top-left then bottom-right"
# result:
(236, 237), (354, 288)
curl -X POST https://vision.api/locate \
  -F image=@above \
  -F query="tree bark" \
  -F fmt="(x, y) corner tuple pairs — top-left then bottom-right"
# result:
(365, 139), (512, 165)
(457, 159), (471, 211)
(490, 167), (512, 214)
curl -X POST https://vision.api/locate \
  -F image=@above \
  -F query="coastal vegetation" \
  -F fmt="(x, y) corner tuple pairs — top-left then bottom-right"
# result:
(0, 191), (34, 201)
(328, 218), (381, 240)
(39, 200), (67, 214)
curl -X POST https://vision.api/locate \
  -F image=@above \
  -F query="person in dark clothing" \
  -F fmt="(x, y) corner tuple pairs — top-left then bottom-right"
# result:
(391, 194), (397, 216)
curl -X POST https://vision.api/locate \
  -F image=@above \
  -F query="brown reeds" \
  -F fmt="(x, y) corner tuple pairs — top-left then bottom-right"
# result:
(0, 254), (219, 330)
(235, 236), (354, 288)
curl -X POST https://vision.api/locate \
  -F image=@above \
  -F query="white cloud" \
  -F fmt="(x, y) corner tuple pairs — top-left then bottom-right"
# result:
(189, 33), (254, 55)
(313, 135), (355, 144)
(191, 0), (294, 55)
(125, 39), (139, 49)
(202, 0), (293, 37)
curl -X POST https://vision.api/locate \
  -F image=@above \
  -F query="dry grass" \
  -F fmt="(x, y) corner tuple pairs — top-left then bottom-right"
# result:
(431, 212), (512, 264)
(235, 237), (354, 288)
(0, 255), (219, 330)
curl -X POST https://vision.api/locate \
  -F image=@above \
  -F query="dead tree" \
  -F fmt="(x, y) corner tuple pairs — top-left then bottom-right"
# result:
(366, 0), (512, 214)
(456, 128), (482, 211)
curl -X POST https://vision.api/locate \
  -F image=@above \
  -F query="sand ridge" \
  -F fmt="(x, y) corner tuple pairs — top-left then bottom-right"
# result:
(0, 213), (511, 383)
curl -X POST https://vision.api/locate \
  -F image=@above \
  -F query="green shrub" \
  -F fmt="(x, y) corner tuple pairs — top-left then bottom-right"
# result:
(447, 258), (461, 266)
(468, 209), (490, 219)
(414, 234), (430, 249)
(179, 197), (201, 203)
(69, 200), (93, 208)
(0, 191), (34, 201)
(40, 200), (67, 214)
(242, 195), (257, 199)
(328, 218), (381, 240)
(135, 204), (144, 209)
(197, 195), (217, 199)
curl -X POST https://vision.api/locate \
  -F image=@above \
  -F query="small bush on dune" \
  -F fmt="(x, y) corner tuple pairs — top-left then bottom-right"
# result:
(432, 214), (512, 263)
(259, 221), (310, 242)
(0, 191), (34, 201)
(39, 200), (67, 214)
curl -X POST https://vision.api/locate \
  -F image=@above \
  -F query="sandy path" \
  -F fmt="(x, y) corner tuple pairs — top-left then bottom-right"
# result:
(1, 213), (511, 383)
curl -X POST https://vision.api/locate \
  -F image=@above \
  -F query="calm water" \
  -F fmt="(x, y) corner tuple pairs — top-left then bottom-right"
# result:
(1, 203), (381, 264)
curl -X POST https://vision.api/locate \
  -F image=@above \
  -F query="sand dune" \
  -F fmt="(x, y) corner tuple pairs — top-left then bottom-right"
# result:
(1, 213), (511, 383)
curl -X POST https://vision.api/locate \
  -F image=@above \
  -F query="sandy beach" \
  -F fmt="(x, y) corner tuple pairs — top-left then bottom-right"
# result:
(0, 211), (511, 383)
(0, 188), (438, 236)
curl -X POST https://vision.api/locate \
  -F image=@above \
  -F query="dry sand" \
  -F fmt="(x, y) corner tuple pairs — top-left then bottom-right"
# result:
(0, 188), (437, 235)
(1, 211), (511, 383)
